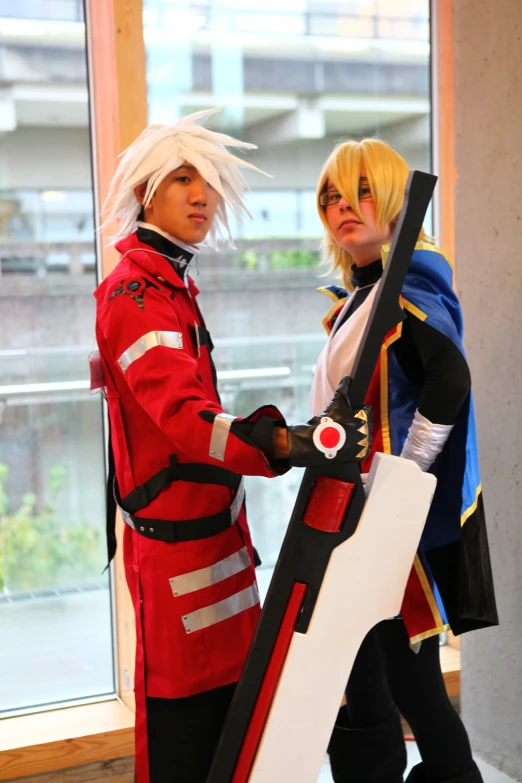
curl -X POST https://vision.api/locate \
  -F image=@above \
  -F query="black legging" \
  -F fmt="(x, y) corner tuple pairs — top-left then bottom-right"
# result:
(344, 620), (473, 779)
(145, 683), (235, 783)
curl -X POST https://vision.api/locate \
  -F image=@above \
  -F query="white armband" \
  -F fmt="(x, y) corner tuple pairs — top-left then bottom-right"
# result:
(400, 410), (453, 472)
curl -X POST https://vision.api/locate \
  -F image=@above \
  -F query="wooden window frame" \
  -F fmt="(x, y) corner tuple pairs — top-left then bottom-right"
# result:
(86, 0), (148, 714)
(431, 0), (456, 261)
(0, 1), (146, 778)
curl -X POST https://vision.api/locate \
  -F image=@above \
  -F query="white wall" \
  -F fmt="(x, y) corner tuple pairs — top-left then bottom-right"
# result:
(454, 1), (522, 778)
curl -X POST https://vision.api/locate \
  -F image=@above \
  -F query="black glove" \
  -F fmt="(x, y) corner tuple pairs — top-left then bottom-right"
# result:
(287, 376), (372, 468)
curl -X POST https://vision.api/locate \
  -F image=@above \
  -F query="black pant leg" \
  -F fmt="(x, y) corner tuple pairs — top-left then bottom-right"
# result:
(146, 683), (235, 783)
(374, 620), (475, 780)
(328, 627), (407, 782)
(344, 626), (395, 727)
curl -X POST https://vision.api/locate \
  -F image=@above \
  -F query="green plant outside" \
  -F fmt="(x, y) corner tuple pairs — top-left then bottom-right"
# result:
(268, 249), (318, 269)
(237, 249), (319, 270)
(0, 463), (104, 593)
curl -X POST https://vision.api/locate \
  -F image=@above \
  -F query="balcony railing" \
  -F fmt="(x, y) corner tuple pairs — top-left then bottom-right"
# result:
(0, 1), (429, 42)
(0, 0), (84, 21)
(145, 2), (429, 41)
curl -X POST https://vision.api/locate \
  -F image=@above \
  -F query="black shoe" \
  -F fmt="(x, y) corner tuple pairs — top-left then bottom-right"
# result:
(405, 761), (483, 783)
(405, 764), (427, 783)
(328, 708), (407, 783)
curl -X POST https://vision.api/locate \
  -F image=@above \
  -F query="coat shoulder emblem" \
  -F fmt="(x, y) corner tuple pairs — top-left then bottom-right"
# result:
(108, 276), (163, 310)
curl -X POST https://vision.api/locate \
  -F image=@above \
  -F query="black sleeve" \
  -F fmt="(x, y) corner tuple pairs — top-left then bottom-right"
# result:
(232, 415), (290, 475)
(393, 312), (471, 425)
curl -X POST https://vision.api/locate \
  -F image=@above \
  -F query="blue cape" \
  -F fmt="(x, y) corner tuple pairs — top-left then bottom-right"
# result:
(384, 243), (481, 554)
(321, 243), (497, 634)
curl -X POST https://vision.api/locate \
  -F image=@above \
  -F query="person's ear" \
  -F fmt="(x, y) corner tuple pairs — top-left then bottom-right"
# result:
(134, 183), (147, 204)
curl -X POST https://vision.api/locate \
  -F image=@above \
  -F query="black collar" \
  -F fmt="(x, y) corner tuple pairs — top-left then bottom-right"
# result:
(350, 258), (383, 290)
(136, 226), (196, 282)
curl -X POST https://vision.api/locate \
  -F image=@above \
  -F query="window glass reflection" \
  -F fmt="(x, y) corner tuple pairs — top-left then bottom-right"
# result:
(144, 0), (431, 570)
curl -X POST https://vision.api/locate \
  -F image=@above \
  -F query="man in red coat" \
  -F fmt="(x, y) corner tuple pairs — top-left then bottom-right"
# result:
(94, 108), (370, 783)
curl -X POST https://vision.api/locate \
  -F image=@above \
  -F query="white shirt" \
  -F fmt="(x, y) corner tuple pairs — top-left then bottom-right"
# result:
(309, 285), (377, 417)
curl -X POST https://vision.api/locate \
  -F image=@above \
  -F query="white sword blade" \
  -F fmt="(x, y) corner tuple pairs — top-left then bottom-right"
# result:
(249, 453), (436, 783)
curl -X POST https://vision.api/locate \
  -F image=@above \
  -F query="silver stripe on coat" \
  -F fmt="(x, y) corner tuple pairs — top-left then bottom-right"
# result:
(209, 413), (236, 461)
(230, 477), (245, 522)
(182, 583), (260, 634)
(170, 546), (251, 597)
(118, 330), (183, 373)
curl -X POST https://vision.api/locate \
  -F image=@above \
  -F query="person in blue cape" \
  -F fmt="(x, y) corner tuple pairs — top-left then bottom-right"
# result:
(310, 138), (498, 783)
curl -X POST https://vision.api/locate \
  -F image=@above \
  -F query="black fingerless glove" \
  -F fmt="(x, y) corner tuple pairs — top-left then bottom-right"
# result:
(287, 376), (372, 468)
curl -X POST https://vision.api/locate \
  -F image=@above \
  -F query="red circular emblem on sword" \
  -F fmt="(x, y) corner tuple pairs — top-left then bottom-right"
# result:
(313, 416), (346, 459)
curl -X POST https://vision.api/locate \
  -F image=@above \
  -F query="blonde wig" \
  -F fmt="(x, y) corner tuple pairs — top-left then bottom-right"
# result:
(102, 107), (269, 247)
(316, 138), (433, 290)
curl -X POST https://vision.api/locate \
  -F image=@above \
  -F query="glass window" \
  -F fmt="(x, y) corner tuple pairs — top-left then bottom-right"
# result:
(0, 1), (113, 714)
(143, 0), (431, 576)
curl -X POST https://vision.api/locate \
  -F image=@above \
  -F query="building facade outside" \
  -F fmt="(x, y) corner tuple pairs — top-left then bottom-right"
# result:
(0, 0), (431, 715)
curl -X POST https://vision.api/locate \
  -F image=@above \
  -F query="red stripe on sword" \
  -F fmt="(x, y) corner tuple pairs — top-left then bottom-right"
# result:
(231, 581), (308, 783)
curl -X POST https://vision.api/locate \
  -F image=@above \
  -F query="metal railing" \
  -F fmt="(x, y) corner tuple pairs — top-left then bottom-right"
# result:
(0, 238), (324, 278)
(0, 1), (429, 41)
(0, 334), (323, 393)
(145, 2), (429, 41)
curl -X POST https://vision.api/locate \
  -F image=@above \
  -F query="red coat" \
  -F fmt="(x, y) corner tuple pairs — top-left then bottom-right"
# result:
(94, 231), (280, 702)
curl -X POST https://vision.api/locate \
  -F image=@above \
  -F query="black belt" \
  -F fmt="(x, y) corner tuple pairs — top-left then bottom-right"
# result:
(120, 454), (240, 515)
(117, 477), (245, 544)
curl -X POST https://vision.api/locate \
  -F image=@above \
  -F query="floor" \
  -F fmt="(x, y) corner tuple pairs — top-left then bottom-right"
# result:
(317, 744), (516, 782)
(1, 575), (517, 781)
(257, 568), (516, 783)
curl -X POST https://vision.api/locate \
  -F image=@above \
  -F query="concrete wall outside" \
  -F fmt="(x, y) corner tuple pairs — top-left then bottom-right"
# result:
(0, 120), (429, 193)
(454, 1), (522, 778)
(247, 119), (430, 190)
(0, 127), (93, 190)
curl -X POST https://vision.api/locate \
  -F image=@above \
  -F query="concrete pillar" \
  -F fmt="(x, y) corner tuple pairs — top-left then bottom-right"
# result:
(453, 1), (522, 777)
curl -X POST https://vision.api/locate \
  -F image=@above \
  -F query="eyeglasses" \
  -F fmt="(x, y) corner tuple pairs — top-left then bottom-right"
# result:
(319, 185), (372, 207)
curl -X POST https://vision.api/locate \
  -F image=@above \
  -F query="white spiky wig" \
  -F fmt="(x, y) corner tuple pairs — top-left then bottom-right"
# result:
(102, 107), (269, 247)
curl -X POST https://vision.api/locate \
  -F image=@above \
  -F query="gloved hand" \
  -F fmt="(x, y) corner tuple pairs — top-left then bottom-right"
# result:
(286, 376), (372, 468)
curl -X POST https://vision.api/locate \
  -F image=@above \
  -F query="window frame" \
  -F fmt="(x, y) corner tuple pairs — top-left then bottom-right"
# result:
(85, 0), (148, 713)
(0, 0), (146, 770)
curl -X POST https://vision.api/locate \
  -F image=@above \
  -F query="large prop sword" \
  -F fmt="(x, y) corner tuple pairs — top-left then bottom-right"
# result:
(207, 170), (438, 783)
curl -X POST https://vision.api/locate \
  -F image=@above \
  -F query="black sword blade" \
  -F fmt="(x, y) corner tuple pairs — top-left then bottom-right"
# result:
(349, 170), (438, 407)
